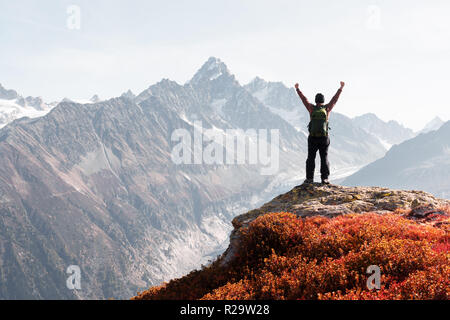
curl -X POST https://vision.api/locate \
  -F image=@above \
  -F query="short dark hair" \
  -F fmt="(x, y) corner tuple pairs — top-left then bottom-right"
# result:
(315, 93), (325, 104)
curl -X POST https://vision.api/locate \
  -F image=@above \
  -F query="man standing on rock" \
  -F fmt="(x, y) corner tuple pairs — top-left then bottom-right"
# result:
(295, 81), (345, 185)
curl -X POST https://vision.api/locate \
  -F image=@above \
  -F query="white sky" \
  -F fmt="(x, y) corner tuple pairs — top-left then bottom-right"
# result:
(1, 0), (450, 130)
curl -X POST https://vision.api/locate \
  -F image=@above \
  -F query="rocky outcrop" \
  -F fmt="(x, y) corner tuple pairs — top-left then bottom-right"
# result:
(220, 183), (450, 265)
(0, 83), (19, 100)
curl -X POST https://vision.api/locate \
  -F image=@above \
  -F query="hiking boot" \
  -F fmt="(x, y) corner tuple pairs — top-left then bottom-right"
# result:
(303, 178), (314, 184)
(321, 179), (330, 185)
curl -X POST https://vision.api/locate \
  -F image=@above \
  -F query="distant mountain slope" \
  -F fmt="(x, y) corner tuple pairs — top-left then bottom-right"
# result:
(352, 113), (415, 148)
(343, 121), (450, 198)
(0, 84), (56, 128)
(420, 116), (445, 134)
(0, 94), (277, 299)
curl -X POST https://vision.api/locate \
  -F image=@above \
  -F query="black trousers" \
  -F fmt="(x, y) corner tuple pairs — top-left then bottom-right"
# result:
(306, 135), (330, 180)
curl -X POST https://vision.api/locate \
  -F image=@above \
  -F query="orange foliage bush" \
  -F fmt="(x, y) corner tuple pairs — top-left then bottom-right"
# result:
(133, 209), (449, 300)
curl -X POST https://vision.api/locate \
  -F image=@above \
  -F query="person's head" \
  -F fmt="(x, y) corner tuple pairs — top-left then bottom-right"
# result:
(315, 93), (325, 104)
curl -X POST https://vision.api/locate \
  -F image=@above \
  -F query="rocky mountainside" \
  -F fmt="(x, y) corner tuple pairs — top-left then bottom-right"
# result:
(343, 121), (450, 199)
(134, 184), (450, 300)
(0, 57), (390, 299)
(352, 113), (415, 148)
(244, 77), (307, 130)
(420, 116), (445, 134)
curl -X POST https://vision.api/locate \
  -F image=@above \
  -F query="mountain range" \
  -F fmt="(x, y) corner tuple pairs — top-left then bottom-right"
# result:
(351, 113), (415, 149)
(0, 84), (56, 129)
(420, 116), (445, 134)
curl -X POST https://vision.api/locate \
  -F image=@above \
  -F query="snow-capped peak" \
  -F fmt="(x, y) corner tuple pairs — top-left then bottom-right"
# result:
(189, 57), (233, 85)
(0, 83), (19, 100)
(421, 116), (445, 134)
(206, 57), (222, 70)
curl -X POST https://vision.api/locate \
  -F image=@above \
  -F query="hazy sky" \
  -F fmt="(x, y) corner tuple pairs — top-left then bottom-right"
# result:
(1, 0), (450, 130)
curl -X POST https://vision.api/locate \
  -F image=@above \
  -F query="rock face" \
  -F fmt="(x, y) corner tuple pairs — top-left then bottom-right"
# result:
(0, 84), (55, 128)
(244, 77), (388, 172)
(221, 184), (450, 265)
(352, 113), (415, 147)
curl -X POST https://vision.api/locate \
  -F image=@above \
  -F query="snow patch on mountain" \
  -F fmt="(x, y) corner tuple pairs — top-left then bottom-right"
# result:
(0, 98), (53, 128)
(377, 137), (393, 150)
(266, 105), (303, 130)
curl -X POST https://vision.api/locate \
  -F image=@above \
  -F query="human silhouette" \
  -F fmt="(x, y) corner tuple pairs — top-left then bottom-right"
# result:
(295, 81), (345, 184)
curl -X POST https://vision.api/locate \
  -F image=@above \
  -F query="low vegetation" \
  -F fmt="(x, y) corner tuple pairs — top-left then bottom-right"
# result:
(133, 208), (449, 300)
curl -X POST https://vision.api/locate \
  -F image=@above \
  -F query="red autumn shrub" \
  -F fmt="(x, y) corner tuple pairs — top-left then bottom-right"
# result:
(133, 209), (449, 300)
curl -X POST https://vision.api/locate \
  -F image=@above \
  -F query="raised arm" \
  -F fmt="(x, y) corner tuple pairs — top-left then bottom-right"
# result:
(295, 83), (313, 114)
(326, 81), (345, 114)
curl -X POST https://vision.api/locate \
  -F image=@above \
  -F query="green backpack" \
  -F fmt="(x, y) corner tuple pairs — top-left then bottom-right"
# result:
(308, 105), (328, 137)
